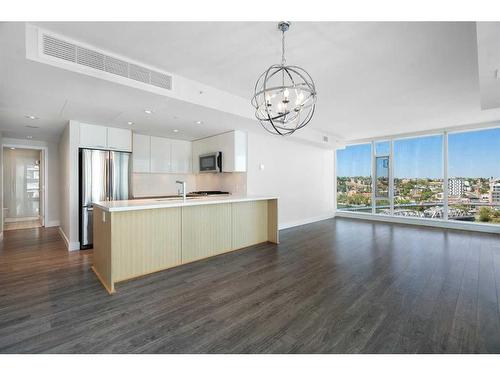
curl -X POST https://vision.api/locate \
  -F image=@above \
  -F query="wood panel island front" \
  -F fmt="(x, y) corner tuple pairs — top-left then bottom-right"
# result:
(92, 196), (279, 293)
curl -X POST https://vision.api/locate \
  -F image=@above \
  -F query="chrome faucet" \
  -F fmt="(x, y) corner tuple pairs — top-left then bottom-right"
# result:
(176, 180), (187, 201)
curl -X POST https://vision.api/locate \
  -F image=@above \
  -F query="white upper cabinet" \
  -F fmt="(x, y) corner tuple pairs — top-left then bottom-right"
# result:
(132, 133), (151, 173)
(150, 136), (172, 173)
(170, 139), (192, 174)
(107, 127), (132, 152)
(79, 123), (107, 149)
(132, 134), (192, 174)
(192, 130), (247, 173)
(79, 122), (132, 152)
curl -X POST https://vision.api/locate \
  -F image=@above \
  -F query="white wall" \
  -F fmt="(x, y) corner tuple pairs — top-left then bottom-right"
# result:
(58, 122), (80, 251)
(2, 137), (61, 227)
(59, 125), (71, 247)
(246, 132), (335, 229)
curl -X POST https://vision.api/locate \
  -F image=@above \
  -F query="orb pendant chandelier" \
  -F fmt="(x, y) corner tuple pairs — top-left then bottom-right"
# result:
(251, 21), (317, 136)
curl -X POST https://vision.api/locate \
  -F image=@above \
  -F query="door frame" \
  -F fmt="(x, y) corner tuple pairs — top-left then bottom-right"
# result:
(2, 144), (49, 227)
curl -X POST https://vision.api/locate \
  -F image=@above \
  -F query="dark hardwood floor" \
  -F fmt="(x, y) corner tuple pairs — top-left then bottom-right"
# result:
(1, 218), (500, 353)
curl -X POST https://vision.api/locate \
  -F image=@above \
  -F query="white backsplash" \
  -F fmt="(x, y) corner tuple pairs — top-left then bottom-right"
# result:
(132, 173), (197, 197)
(195, 172), (247, 195)
(132, 172), (247, 197)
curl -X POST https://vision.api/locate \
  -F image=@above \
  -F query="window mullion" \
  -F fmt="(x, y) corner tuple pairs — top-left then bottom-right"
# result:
(443, 131), (449, 220)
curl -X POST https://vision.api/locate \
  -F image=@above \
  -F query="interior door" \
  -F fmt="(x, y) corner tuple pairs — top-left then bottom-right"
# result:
(109, 151), (131, 201)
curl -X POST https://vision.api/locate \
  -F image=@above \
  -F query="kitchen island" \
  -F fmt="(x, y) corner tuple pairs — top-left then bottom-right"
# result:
(92, 195), (279, 293)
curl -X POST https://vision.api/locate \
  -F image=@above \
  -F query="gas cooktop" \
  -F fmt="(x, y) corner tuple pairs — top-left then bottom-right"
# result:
(189, 191), (230, 196)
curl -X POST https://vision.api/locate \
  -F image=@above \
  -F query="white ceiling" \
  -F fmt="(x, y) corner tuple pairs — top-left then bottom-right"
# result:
(2, 21), (500, 143)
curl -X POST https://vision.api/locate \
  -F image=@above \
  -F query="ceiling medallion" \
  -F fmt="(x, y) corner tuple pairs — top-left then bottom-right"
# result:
(251, 21), (317, 136)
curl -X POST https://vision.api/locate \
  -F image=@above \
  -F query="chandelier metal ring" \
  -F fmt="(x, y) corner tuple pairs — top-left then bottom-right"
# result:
(251, 22), (317, 136)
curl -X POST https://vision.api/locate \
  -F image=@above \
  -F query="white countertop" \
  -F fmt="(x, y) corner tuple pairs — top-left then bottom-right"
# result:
(94, 195), (278, 212)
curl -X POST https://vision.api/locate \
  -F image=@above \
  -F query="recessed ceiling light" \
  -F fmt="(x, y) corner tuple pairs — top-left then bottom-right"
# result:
(195, 120), (203, 125)
(25, 125), (39, 129)
(173, 129), (179, 133)
(25, 115), (38, 120)
(127, 121), (134, 126)
(26, 136), (33, 139)
(144, 109), (153, 114)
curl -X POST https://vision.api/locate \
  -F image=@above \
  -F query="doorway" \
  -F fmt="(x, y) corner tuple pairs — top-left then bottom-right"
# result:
(2, 147), (46, 231)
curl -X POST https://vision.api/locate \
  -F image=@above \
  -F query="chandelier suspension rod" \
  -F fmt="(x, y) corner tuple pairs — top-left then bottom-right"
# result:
(281, 28), (286, 66)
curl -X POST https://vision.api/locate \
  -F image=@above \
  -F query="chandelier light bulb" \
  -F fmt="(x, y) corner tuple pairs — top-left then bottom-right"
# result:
(283, 88), (290, 100)
(295, 92), (304, 105)
(277, 102), (284, 114)
(266, 94), (272, 106)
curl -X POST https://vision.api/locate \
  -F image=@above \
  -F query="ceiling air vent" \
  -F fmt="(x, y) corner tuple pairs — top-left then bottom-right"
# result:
(39, 31), (172, 91)
(104, 56), (128, 78)
(77, 46), (105, 71)
(150, 71), (172, 90)
(43, 34), (76, 62)
(129, 63), (150, 84)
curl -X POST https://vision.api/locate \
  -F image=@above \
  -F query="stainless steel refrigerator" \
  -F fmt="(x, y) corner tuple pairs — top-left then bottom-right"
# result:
(79, 148), (131, 249)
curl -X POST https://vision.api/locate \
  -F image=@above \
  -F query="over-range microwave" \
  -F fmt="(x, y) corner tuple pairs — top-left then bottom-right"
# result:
(199, 152), (222, 173)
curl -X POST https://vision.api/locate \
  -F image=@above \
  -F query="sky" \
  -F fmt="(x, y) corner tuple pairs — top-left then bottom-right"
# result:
(336, 127), (500, 179)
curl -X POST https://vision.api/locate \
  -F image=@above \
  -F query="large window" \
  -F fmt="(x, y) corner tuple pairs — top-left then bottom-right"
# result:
(448, 128), (500, 225)
(336, 143), (372, 212)
(336, 125), (500, 228)
(393, 135), (444, 219)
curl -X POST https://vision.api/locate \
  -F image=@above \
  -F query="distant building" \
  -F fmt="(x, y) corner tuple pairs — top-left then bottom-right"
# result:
(490, 182), (500, 204)
(448, 178), (464, 197)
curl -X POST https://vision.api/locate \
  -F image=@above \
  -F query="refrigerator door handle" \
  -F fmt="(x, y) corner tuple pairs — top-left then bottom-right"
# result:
(106, 151), (110, 201)
(108, 151), (113, 201)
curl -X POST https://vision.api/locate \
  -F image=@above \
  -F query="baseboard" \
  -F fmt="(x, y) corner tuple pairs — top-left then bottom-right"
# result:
(279, 213), (335, 230)
(58, 227), (80, 251)
(45, 220), (60, 228)
(5, 216), (39, 223)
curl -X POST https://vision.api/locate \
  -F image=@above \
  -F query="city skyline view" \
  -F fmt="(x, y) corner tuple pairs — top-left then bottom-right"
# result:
(336, 127), (500, 225)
